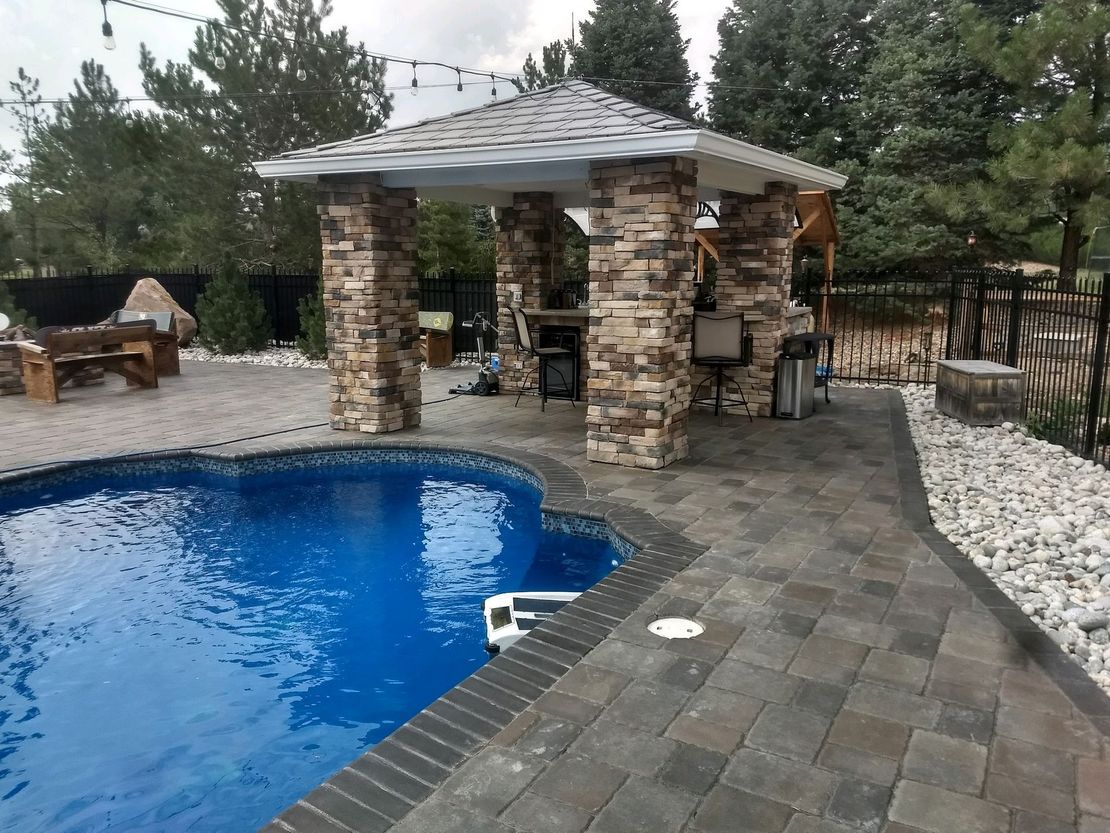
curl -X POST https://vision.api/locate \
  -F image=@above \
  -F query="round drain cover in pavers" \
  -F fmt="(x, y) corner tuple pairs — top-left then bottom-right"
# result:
(647, 617), (704, 639)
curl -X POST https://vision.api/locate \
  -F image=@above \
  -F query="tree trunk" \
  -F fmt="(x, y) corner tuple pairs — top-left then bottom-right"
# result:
(1059, 215), (1083, 291)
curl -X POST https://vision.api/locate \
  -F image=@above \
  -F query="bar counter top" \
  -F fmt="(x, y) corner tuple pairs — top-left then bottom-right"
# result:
(525, 308), (591, 318)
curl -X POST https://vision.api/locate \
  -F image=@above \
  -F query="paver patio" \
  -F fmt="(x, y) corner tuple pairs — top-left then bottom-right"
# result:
(3, 361), (1108, 833)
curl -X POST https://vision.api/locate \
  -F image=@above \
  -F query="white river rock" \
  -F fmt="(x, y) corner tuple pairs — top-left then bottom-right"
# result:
(899, 384), (1110, 696)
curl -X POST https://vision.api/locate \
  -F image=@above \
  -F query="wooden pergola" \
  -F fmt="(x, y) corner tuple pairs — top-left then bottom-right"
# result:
(695, 191), (840, 329)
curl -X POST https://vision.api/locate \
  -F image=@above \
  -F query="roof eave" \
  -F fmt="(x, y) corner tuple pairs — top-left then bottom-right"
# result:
(252, 129), (848, 193)
(692, 132), (848, 192)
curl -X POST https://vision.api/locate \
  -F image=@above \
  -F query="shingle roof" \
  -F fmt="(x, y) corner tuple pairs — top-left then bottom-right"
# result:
(280, 79), (697, 160)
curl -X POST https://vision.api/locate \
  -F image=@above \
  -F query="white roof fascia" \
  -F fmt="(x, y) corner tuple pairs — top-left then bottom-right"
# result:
(692, 132), (848, 191)
(253, 128), (847, 192)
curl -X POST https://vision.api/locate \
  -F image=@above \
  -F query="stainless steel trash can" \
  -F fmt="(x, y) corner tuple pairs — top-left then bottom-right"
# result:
(776, 353), (816, 419)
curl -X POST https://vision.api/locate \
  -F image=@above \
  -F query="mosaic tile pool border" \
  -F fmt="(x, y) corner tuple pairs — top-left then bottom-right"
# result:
(0, 438), (710, 833)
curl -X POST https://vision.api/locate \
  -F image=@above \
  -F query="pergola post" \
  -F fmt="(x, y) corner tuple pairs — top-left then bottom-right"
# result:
(495, 192), (563, 393)
(586, 156), (697, 469)
(318, 174), (422, 433)
(714, 182), (799, 416)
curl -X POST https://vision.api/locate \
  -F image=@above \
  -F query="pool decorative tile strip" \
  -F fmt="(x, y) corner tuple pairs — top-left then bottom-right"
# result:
(0, 438), (710, 833)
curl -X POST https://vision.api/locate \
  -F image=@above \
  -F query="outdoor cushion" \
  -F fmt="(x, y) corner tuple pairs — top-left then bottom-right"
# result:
(419, 311), (453, 332)
(110, 309), (175, 333)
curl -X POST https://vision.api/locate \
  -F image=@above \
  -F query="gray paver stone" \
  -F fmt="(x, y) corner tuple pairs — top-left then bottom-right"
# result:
(889, 780), (1011, 833)
(902, 731), (988, 794)
(588, 776), (698, 833)
(721, 747), (838, 814)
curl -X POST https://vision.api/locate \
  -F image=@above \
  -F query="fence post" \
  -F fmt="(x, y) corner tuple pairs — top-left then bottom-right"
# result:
(1005, 269), (1024, 367)
(944, 271), (959, 360)
(1084, 273), (1110, 457)
(971, 272), (987, 360)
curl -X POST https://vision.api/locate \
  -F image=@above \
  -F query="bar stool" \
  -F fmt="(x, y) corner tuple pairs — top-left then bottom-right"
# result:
(508, 307), (575, 411)
(691, 310), (754, 423)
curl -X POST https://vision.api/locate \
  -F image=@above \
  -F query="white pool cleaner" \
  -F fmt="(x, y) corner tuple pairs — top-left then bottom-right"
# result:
(483, 591), (580, 654)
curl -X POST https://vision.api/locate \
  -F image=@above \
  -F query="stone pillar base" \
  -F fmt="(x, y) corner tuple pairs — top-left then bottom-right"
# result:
(319, 175), (422, 434)
(585, 156), (697, 469)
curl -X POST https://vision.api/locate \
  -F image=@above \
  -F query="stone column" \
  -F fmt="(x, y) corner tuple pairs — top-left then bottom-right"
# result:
(713, 182), (798, 415)
(586, 156), (697, 469)
(495, 192), (563, 392)
(318, 174), (421, 433)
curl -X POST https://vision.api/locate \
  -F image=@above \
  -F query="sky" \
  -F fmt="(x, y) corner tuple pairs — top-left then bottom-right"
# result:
(0, 0), (730, 151)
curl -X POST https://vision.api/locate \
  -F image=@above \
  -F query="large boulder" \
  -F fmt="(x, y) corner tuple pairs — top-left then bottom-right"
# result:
(123, 277), (197, 345)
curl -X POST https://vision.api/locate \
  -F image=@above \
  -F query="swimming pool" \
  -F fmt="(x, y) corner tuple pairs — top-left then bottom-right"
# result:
(0, 457), (621, 833)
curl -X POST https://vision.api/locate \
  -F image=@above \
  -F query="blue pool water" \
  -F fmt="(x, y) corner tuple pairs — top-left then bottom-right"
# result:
(0, 461), (619, 833)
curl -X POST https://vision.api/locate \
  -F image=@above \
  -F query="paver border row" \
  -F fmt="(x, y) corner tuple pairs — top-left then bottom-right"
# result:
(886, 389), (1110, 735)
(0, 437), (710, 833)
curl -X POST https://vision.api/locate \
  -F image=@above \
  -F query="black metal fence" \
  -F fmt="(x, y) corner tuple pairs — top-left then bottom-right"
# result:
(418, 271), (497, 361)
(2, 266), (497, 357)
(3, 266), (319, 345)
(794, 267), (1110, 465)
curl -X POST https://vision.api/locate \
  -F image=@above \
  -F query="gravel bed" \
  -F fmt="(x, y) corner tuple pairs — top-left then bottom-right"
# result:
(180, 346), (479, 372)
(901, 385), (1110, 693)
(180, 346), (327, 369)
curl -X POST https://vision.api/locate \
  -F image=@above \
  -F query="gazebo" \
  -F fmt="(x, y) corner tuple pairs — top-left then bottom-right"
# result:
(255, 80), (846, 469)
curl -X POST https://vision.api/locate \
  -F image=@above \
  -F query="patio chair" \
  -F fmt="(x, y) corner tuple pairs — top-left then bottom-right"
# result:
(109, 309), (180, 376)
(508, 306), (575, 412)
(691, 310), (754, 424)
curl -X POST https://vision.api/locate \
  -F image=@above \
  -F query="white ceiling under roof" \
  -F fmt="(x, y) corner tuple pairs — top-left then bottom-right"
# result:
(254, 80), (847, 207)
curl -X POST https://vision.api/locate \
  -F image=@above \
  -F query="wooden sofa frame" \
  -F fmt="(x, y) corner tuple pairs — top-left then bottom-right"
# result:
(19, 323), (159, 404)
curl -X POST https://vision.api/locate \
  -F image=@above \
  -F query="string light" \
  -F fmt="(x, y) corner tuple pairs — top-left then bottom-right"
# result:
(102, 0), (522, 86)
(490, 73), (497, 99)
(101, 0), (117, 50)
(295, 60), (307, 82)
(214, 50), (226, 70)
(410, 61), (419, 96)
(455, 68), (463, 93)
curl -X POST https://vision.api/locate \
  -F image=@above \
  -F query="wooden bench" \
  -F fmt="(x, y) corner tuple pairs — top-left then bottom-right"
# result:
(19, 323), (159, 404)
(419, 311), (454, 367)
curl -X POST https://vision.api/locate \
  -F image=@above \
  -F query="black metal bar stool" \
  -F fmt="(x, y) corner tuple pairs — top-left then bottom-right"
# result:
(508, 307), (575, 412)
(691, 310), (754, 423)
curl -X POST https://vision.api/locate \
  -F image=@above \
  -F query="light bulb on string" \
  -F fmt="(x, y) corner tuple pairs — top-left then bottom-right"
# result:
(490, 73), (497, 98)
(101, 0), (116, 50)
(124, 99), (134, 127)
(214, 51), (226, 71)
(455, 68), (463, 93)
(296, 61), (307, 82)
(410, 62), (419, 96)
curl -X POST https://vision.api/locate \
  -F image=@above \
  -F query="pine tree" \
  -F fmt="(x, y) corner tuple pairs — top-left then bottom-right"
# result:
(514, 41), (572, 92)
(709, 0), (874, 165)
(836, 0), (1014, 267)
(417, 200), (475, 273)
(0, 280), (35, 329)
(31, 62), (155, 269)
(0, 69), (46, 276)
(934, 0), (1110, 285)
(571, 0), (698, 119)
(196, 260), (272, 354)
(295, 281), (326, 360)
(140, 0), (392, 269)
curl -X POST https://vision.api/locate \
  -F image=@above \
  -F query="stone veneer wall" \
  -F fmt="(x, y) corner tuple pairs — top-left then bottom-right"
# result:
(586, 156), (697, 469)
(495, 192), (563, 392)
(318, 174), (422, 433)
(0, 344), (23, 395)
(713, 182), (799, 416)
